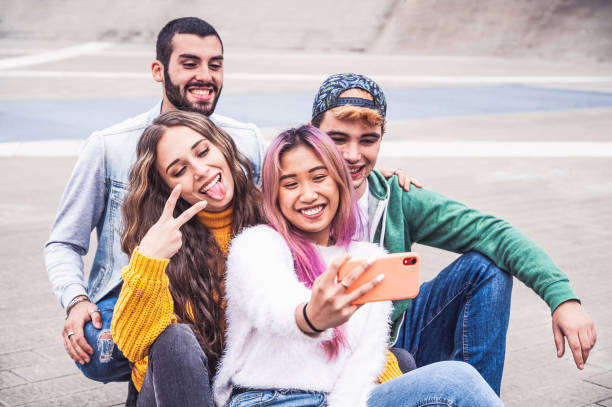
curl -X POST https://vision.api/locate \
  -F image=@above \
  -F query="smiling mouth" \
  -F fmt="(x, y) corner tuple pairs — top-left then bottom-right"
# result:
(189, 88), (213, 101)
(348, 165), (365, 178)
(300, 204), (325, 218)
(199, 174), (221, 194)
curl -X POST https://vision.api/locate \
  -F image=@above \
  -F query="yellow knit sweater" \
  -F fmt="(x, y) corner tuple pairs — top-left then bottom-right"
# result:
(110, 206), (233, 391)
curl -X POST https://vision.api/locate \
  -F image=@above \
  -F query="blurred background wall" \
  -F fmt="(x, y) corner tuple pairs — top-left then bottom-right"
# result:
(2, 0), (611, 61)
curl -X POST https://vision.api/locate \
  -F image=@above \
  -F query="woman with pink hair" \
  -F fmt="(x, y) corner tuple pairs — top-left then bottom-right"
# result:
(214, 125), (503, 407)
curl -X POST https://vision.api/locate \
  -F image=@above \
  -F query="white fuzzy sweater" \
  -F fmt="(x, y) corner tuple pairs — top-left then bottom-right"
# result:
(213, 225), (392, 407)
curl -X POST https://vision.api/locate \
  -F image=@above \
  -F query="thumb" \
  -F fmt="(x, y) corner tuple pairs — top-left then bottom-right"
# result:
(91, 309), (102, 329)
(553, 322), (565, 358)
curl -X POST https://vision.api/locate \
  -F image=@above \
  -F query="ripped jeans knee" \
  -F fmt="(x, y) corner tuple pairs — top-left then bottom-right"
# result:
(76, 294), (131, 383)
(97, 330), (115, 363)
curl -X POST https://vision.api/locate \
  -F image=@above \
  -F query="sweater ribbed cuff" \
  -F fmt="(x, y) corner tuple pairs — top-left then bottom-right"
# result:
(544, 280), (579, 314)
(122, 248), (170, 283)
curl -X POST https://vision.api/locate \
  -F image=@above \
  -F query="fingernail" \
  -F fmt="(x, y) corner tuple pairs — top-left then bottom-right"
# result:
(376, 273), (385, 282)
(366, 257), (376, 266)
(579, 364), (584, 369)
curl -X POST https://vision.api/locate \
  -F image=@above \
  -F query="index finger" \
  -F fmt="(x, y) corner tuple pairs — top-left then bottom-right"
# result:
(161, 184), (182, 220)
(342, 258), (376, 287)
(175, 200), (208, 227)
(322, 253), (351, 284)
(567, 335), (584, 369)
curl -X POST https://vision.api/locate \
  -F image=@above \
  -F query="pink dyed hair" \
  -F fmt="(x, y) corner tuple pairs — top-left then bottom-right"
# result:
(261, 125), (363, 359)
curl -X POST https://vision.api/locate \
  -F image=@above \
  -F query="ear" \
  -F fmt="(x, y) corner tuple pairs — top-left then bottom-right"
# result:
(151, 60), (164, 83)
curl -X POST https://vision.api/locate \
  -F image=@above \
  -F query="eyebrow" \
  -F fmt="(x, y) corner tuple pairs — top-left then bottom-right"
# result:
(279, 165), (327, 181)
(326, 130), (380, 139)
(165, 140), (205, 174)
(191, 139), (204, 150)
(325, 130), (348, 137)
(165, 159), (180, 174)
(178, 54), (224, 62)
(178, 53), (201, 61)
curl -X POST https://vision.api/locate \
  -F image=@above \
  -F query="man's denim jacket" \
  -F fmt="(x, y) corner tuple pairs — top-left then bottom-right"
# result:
(44, 103), (265, 307)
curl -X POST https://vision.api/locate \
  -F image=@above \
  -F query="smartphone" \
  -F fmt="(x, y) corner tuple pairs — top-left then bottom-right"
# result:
(337, 252), (420, 304)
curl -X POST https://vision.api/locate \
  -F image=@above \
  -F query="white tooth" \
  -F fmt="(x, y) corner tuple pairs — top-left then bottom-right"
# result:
(200, 174), (220, 193)
(301, 205), (323, 216)
(191, 89), (211, 96)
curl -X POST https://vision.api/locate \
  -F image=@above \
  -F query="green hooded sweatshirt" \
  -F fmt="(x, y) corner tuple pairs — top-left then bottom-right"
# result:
(366, 170), (578, 344)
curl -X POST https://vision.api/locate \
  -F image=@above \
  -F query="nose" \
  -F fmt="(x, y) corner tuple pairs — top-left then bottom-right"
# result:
(195, 65), (213, 83)
(343, 141), (360, 163)
(299, 182), (318, 203)
(193, 161), (209, 180)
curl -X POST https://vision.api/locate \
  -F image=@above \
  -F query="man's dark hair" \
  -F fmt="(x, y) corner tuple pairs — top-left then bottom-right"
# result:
(156, 17), (223, 68)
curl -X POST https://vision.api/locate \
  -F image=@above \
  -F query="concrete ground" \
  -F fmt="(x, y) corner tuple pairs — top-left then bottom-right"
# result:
(0, 39), (611, 406)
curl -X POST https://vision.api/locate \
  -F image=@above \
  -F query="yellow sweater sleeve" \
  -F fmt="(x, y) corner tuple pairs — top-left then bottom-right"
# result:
(110, 249), (177, 391)
(378, 350), (403, 383)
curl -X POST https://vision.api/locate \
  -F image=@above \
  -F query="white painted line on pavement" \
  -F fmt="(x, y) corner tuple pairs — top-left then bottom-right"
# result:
(0, 42), (113, 70)
(380, 141), (612, 157)
(2, 140), (612, 158)
(0, 139), (85, 157)
(2, 70), (612, 84)
(1, 70), (150, 79)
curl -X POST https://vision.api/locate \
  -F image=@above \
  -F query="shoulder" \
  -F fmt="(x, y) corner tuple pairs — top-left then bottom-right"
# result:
(229, 225), (290, 257)
(226, 225), (296, 281)
(92, 103), (160, 140)
(348, 240), (386, 258)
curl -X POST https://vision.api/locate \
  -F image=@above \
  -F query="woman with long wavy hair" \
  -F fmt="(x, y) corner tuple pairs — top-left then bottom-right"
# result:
(213, 125), (503, 407)
(110, 110), (262, 407)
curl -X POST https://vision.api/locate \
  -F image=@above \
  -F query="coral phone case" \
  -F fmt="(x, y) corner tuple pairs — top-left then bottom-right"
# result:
(337, 252), (420, 304)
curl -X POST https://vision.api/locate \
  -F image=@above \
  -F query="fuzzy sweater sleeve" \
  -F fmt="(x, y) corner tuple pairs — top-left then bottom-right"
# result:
(225, 225), (333, 343)
(110, 249), (177, 390)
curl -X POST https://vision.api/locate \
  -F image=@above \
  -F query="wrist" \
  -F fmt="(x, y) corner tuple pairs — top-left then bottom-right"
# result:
(302, 302), (323, 333)
(65, 295), (90, 319)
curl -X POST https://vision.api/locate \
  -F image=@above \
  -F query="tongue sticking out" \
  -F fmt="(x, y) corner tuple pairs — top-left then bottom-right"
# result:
(205, 179), (226, 200)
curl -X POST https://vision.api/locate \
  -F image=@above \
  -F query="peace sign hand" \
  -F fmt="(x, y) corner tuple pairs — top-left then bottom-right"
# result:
(138, 184), (207, 259)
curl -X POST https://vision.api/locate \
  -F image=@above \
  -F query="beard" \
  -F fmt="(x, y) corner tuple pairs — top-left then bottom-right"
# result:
(163, 69), (222, 116)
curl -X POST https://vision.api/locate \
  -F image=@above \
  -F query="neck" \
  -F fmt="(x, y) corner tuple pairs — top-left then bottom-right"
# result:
(355, 182), (367, 199)
(160, 97), (176, 114)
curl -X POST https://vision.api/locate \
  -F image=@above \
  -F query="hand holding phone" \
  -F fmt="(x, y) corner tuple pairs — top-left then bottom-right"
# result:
(337, 252), (420, 304)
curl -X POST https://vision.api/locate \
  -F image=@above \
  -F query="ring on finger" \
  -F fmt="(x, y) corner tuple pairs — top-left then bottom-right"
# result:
(67, 330), (76, 339)
(88, 308), (100, 317)
(340, 280), (350, 290)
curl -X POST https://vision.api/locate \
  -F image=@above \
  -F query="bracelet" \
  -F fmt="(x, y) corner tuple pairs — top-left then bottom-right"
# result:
(302, 303), (323, 333)
(65, 295), (90, 319)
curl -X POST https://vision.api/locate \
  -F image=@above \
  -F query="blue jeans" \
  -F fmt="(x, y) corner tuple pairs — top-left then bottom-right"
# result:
(229, 390), (326, 407)
(368, 361), (503, 406)
(230, 362), (501, 407)
(393, 252), (513, 395)
(76, 286), (131, 382)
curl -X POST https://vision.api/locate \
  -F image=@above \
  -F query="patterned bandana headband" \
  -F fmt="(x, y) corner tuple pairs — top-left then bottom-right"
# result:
(311, 73), (387, 121)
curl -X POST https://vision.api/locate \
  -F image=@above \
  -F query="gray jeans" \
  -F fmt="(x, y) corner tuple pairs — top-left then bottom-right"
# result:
(138, 324), (214, 407)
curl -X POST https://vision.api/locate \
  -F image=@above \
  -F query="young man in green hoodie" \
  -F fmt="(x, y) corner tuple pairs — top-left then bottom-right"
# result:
(310, 73), (596, 395)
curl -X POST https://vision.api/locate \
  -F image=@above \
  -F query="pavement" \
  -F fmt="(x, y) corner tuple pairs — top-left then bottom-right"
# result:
(0, 38), (611, 407)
